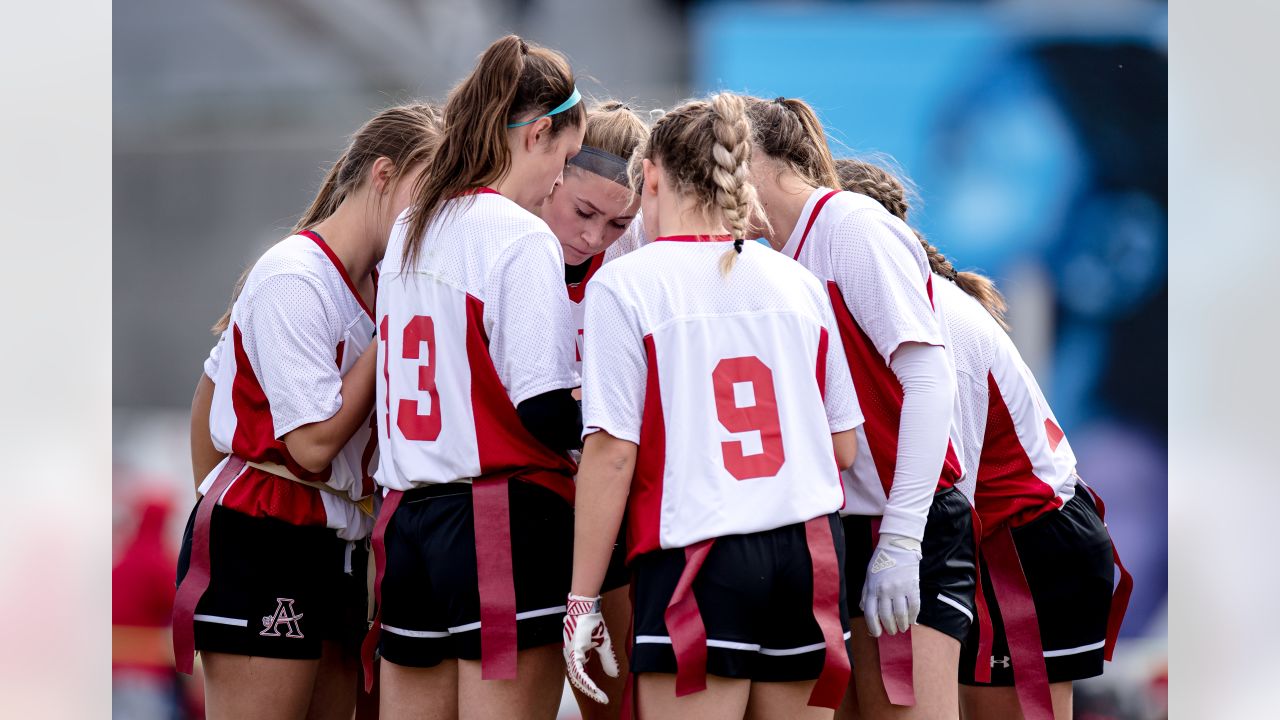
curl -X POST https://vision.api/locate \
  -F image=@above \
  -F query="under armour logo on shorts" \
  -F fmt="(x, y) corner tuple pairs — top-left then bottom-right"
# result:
(260, 598), (305, 638)
(991, 655), (1011, 669)
(869, 549), (896, 574)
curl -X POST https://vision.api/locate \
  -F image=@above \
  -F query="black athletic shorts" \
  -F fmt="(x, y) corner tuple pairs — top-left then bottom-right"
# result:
(959, 490), (1114, 686)
(175, 502), (369, 660)
(844, 486), (976, 643)
(630, 513), (849, 682)
(377, 479), (573, 668)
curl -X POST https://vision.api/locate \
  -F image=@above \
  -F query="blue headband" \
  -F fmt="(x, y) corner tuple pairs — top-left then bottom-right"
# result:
(507, 87), (582, 128)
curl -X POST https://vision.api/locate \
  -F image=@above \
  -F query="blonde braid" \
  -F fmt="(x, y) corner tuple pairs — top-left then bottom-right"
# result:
(709, 93), (756, 274)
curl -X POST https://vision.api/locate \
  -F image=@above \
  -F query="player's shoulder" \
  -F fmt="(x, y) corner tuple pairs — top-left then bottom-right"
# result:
(935, 275), (1003, 351)
(243, 234), (334, 298)
(822, 190), (920, 251)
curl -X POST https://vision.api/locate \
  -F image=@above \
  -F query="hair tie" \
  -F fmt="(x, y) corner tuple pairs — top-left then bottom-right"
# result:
(733, 237), (745, 254)
(774, 96), (788, 105)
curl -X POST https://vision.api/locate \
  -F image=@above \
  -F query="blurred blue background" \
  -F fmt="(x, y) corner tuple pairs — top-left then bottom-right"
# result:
(113, 2), (1167, 717)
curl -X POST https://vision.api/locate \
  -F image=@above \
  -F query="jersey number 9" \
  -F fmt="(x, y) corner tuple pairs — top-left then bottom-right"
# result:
(712, 356), (785, 481)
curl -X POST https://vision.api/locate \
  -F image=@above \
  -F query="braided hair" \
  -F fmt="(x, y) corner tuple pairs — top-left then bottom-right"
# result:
(835, 158), (1010, 329)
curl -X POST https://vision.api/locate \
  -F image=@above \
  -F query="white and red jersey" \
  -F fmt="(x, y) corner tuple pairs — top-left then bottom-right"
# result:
(201, 230), (378, 540)
(935, 277), (1077, 535)
(782, 188), (965, 530)
(567, 215), (647, 374)
(581, 237), (862, 558)
(374, 189), (578, 498)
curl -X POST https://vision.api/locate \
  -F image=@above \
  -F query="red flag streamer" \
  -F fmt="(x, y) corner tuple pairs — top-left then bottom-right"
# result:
(172, 456), (247, 675)
(983, 527), (1053, 720)
(360, 489), (403, 692)
(804, 516), (853, 708)
(664, 539), (715, 697)
(473, 477), (518, 680)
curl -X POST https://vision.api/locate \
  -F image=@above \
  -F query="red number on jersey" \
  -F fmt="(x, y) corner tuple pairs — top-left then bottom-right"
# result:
(396, 315), (442, 441)
(379, 316), (391, 437)
(712, 356), (786, 480)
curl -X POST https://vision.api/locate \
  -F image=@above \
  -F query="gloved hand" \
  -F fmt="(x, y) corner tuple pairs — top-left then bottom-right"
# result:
(563, 593), (619, 704)
(859, 533), (923, 637)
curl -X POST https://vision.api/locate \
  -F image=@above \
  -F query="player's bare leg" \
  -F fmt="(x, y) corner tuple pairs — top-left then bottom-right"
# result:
(636, 673), (749, 720)
(835, 668), (864, 720)
(379, 659), (458, 720)
(846, 619), (960, 720)
(960, 681), (1072, 720)
(305, 640), (359, 720)
(746, 679), (836, 720)
(457, 645), (564, 720)
(573, 585), (631, 720)
(202, 652), (319, 720)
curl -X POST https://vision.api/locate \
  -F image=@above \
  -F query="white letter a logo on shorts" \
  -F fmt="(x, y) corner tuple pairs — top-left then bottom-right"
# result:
(260, 598), (305, 638)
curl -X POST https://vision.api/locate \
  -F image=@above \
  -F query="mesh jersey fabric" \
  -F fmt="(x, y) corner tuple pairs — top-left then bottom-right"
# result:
(200, 233), (378, 538)
(581, 238), (861, 551)
(933, 277), (1078, 530)
(381, 194), (578, 405)
(782, 188), (967, 538)
(374, 192), (579, 492)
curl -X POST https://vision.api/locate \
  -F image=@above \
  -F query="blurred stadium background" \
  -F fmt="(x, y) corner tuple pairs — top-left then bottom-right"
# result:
(112, 1), (1167, 717)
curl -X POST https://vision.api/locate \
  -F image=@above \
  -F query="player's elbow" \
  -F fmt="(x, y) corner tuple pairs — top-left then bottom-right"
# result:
(832, 429), (857, 471)
(283, 429), (339, 475)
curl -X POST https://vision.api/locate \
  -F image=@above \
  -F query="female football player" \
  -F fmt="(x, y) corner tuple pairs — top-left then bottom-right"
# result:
(837, 158), (1130, 720)
(368, 35), (587, 720)
(743, 96), (972, 720)
(177, 102), (441, 720)
(565, 92), (862, 720)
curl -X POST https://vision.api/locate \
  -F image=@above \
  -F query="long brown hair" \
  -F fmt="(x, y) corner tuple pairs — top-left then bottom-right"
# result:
(212, 102), (442, 334)
(401, 35), (584, 268)
(634, 93), (763, 275)
(834, 158), (1009, 329)
(743, 96), (840, 190)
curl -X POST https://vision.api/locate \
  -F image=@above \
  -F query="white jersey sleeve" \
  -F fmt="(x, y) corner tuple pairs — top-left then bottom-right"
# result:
(485, 230), (579, 406)
(580, 281), (647, 444)
(203, 333), (224, 379)
(829, 209), (944, 364)
(820, 295), (863, 433)
(239, 273), (344, 438)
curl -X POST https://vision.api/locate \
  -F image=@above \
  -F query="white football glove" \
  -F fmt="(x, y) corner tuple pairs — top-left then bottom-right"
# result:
(563, 593), (619, 704)
(859, 533), (923, 637)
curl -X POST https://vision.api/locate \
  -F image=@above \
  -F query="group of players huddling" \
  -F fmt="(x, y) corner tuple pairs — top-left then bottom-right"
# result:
(173, 35), (1132, 720)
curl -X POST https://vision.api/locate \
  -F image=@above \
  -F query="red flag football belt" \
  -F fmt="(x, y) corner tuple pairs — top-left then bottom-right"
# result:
(361, 476), (522, 692)
(171, 455), (248, 675)
(869, 517), (914, 707)
(664, 516), (850, 709)
(979, 482), (1133, 720)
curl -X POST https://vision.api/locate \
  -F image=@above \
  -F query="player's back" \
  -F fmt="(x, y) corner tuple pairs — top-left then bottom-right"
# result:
(376, 191), (578, 493)
(934, 276), (1077, 533)
(586, 238), (848, 554)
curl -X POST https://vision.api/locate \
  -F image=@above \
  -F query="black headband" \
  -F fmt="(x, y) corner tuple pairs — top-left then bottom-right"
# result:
(567, 146), (631, 188)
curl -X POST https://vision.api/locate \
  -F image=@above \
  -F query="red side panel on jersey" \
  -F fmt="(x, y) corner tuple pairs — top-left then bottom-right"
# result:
(223, 325), (327, 526)
(826, 283), (960, 495)
(464, 294), (576, 502)
(974, 372), (1062, 536)
(816, 327), (829, 399)
(566, 252), (606, 304)
(627, 335), (666, 561)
